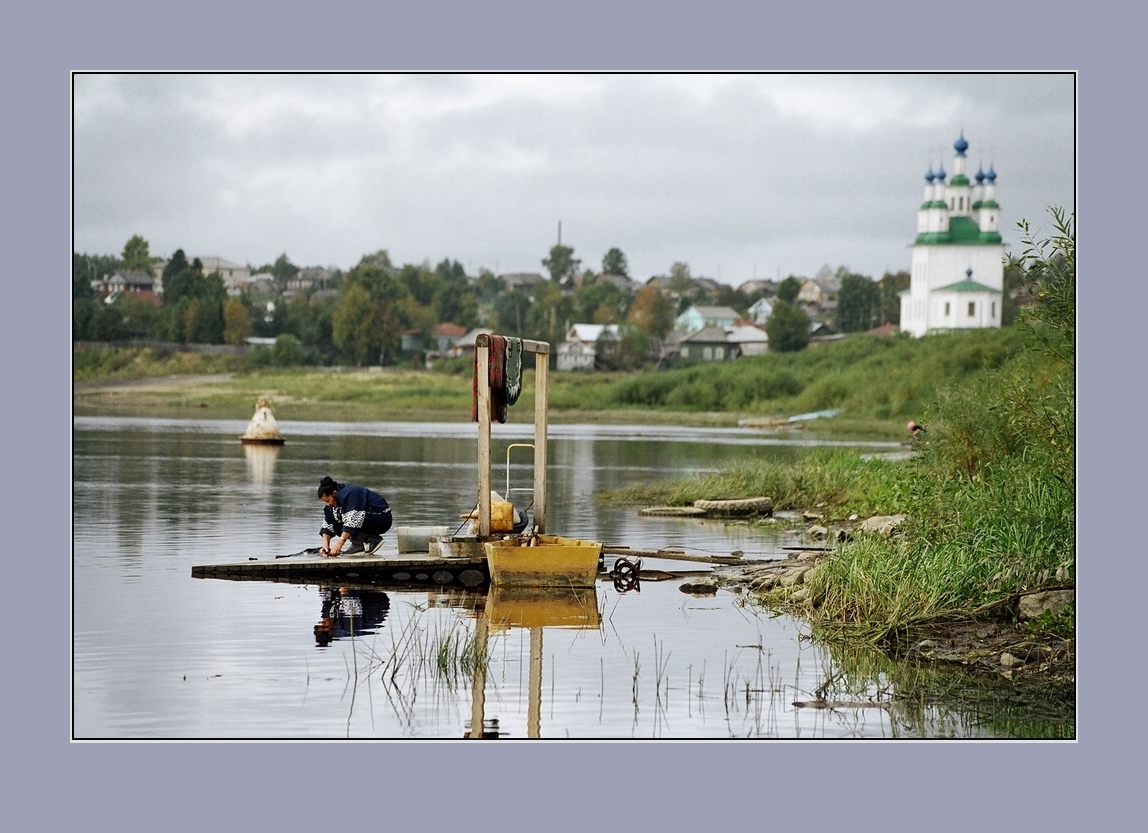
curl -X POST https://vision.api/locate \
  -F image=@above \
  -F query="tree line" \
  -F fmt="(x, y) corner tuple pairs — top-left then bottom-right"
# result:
(74, 234), (982, 367)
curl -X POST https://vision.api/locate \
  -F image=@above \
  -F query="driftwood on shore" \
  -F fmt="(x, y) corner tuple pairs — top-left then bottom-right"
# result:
(602, 545), (747, 565)
(640, 496), (773, 519)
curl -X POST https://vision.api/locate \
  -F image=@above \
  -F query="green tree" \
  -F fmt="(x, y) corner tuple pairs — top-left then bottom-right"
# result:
(542, 244), (580, 285)
(271, 253), (299, 283)
(223, 297), (252, 345)
(877, 270), (910, 326)
(338, 252), (411, 362)
(765, 300), (810, 352)
(117, 293), (160, 338)
(73, 298), (97, 340)
(627, 284), (675, 339)
(120, 235), (153, 273)
(1013, 207), (1074, 369)
(282, 293), (319, 346)
(575, 278), (626, 324)
(668, 261), (692, 295)
(163, 249), (189, 282)
(72, 253), (97, 300)
(494, 289), (532, 335)
(526, 280), (573, 345)
(357, 249), (394, 271)
(272, 333), (303, 366)
(432, 259), (478, 326)
(1001, 260), (1025, 326)
(398, 263), (436, 306)
(162, 253), (206, 308)
(155, 298), (191, 342)
(837, 272), (882, 332)
(602, 247), (629, 276)
(597, 324), (653, 371)
(473, 269), (505, 303)
(332, 285), (378, 364)
(88, 302), (126, 341)
(776, 276), (802, 304)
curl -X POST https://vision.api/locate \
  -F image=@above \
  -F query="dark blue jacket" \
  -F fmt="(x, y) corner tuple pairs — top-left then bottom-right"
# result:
(320, 484), (391, 537)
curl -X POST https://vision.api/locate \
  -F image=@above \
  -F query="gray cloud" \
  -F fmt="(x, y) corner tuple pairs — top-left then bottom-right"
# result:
(73, 72), (1075, 284)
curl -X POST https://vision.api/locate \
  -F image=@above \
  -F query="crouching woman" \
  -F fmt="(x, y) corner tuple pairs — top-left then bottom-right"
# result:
(317, 476), (394, 556)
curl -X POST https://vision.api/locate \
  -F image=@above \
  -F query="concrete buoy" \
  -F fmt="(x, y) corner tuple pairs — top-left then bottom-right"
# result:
(240, 397), (285, 445)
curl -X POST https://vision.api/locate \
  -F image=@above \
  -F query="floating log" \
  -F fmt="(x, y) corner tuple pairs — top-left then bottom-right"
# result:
(641, 497), (773, 518)
(602, 545), (744, 565)
(693, 496), (773, 517)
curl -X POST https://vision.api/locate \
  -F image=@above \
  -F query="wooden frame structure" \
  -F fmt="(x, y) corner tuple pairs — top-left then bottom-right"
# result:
(473, 334), (549, 537)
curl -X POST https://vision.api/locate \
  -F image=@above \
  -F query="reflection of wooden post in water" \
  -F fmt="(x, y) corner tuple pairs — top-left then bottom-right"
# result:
(485, 586), (601, 740)
(468, 612), (489, 740)
(528, 627), (542, 739)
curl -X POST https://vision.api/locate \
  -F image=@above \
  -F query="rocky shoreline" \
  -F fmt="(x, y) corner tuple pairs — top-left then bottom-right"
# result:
(674, 512), (1076, 686)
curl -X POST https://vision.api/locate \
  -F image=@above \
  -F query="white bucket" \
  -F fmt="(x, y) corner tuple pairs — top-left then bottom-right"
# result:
(396, 526), (450, 553)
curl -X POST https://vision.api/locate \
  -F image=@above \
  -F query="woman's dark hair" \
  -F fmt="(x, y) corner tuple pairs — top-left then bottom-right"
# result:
(317, 476), (339, 498)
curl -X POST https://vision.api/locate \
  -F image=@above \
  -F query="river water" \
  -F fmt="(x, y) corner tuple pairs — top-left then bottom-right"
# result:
(72, 416), (1068, 739)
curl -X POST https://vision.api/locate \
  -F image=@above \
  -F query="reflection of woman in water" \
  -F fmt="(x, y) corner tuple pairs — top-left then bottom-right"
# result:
(314, 586), (391, 647)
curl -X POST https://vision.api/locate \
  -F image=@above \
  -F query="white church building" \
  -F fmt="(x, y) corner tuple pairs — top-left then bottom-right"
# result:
(899, 133), (1004, 337)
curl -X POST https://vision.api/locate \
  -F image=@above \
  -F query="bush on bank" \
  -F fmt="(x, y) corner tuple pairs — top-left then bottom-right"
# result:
(785, 211), (1075, 642)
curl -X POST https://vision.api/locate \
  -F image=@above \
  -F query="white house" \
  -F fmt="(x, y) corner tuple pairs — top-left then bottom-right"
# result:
(899, 133), (1004, 337)
(748, 297), (773, 325)
(556, 323), (620, 371)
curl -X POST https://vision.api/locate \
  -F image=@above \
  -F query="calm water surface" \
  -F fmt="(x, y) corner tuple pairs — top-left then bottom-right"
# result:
(73, 417), (1048, 739)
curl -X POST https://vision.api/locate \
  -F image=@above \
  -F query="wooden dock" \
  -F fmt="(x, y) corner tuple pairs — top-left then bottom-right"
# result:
(190, 537), (754, 588)
(191, 548), (491, 588)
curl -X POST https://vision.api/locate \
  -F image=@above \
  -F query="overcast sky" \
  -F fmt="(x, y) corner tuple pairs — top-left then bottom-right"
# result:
(73, 72), (1075, 286)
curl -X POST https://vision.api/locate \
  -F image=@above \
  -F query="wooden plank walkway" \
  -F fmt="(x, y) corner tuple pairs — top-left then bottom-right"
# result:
(191, 542), (747, 587)
(191, 548), (490, 588)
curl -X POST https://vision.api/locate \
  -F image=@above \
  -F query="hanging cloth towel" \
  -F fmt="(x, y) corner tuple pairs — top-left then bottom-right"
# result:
(504, 337), (524, 406)
(472, 335), (509, 424)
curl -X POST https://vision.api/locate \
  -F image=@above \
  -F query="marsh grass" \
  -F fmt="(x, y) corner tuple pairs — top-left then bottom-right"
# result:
(606, 449), (912, 518)
(374, 608), (489, 695)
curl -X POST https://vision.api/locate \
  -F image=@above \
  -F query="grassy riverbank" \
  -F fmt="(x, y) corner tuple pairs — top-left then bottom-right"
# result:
(618, 214), (1076, 664)
(74, 326), (1026, 439)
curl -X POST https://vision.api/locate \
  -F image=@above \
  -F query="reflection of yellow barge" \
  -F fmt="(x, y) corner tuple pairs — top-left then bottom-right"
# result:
(484, 583), (601, 630)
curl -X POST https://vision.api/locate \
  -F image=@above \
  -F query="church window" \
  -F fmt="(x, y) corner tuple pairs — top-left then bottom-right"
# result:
(944, 302), (950, 316)
(967, 302), (975, 317)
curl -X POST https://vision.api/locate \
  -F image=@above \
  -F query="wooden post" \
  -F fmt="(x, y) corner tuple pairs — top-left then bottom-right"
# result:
(532, 345), (548, 533)
(476, 335), (492, 538)
(475, 334), (548, 538)
(469, 612), (489, 739)
(527, 626), (543, 739)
